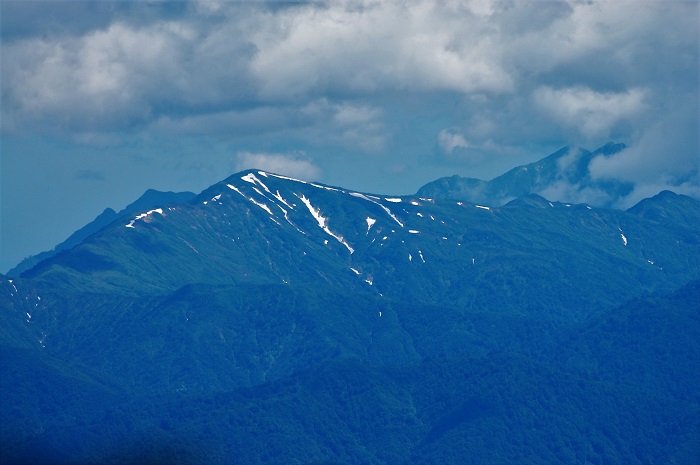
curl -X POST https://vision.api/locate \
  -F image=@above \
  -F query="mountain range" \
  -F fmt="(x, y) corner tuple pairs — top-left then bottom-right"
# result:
(2, 144), (699, 465)
(0, 142), (663, 280)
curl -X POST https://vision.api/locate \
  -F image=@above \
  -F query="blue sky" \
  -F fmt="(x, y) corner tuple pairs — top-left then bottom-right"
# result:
(1, 0), (698, 272)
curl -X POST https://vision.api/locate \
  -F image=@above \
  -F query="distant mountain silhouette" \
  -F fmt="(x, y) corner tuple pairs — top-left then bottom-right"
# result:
(8, 189), (195, 277)
(417, 142), (632, 206)
(627, 189), (700, 225)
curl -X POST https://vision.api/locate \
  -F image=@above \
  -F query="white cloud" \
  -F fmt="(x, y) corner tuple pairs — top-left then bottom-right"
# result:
(536, 181), (614, 207)
(3, 22), (187, 129)
(235, 152), (322, 181)
(505, 1), (696, 77)
(1, 17), (254, 132)
(588, 95), (699, 206)
(249, 1), (514, 99)
(534, 86), (648, 139)
(533, 147), (617, 206)
(464, 0), (497, 17)
(438, 128), (469, 154)
(3, 0), (695, 145)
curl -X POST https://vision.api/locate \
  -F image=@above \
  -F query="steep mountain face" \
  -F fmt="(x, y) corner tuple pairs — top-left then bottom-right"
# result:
(7, 189), (195, 277)
(416, 142), (632, 206)
(3, 170), (699, 465)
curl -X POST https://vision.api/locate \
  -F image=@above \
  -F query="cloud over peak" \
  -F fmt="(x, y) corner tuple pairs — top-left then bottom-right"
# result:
(235, 152), (322, 182)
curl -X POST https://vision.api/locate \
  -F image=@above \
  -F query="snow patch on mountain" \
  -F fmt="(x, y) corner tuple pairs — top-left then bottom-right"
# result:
(297, 194), (354, 254)
(261, 171), (308, 186)
(366, 217), (376, 232)
(125, 208), (164, 228)
(229, 181), (292, 219)
(250, 198), (273, 215)
(310, 183), (341, 192)
(242, 173), (275, 197)
(349, 192), (404, 227)
(227, 184), (245, 196)
(273, 190), (294, 209)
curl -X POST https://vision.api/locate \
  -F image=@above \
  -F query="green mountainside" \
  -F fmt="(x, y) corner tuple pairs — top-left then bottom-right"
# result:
(1, 169), (699, 464)
(8, 190), (195, 277)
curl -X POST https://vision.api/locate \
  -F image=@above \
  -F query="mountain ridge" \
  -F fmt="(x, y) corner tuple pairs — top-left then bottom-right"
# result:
(8, 189), (196, 277)
(20, 169), (699, 304)
(416, 142), (633, 207)
(6, 141), (683, 277)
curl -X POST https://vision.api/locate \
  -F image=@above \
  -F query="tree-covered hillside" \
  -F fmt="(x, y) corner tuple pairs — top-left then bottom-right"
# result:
(2, 171), (698, 464)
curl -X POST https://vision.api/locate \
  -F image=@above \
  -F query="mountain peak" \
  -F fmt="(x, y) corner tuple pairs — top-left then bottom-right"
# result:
(627, 190), (700, 224)
(592, 141), (627, 156)
(123, 188), (196, 213)
(417, 142), (631, 207)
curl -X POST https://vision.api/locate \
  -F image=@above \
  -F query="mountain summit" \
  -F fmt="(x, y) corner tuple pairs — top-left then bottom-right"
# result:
(416, 142), (632, 207)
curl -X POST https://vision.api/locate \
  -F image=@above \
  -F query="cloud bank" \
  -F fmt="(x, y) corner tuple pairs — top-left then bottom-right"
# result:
(2, 1), (697, 176)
